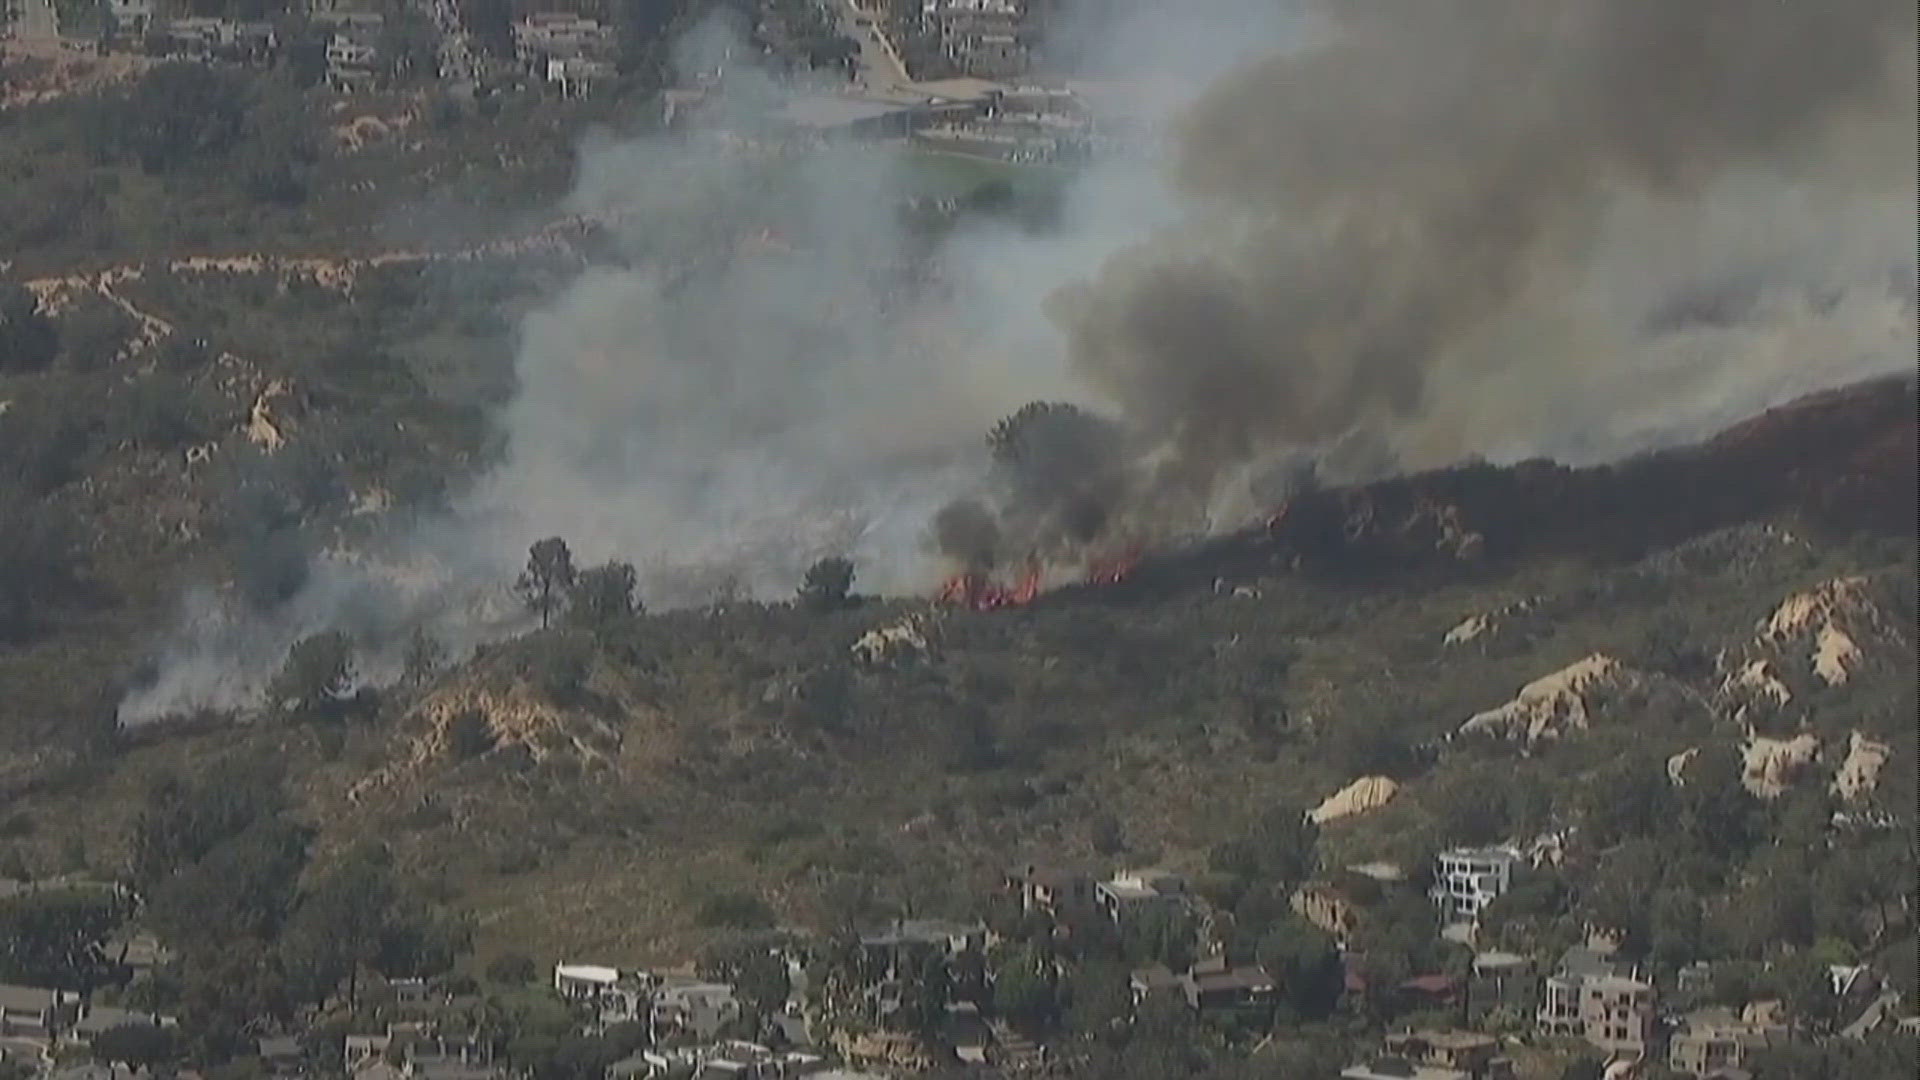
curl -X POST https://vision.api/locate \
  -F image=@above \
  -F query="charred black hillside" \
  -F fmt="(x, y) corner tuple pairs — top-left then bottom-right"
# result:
(1122, 374), (1917, 594)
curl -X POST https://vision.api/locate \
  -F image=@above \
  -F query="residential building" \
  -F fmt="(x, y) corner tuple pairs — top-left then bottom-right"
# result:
(513, 13), (613, 64)
(1128, 958), (1272, 1014)
(106, 0), (152, 37)
(1469, 951), (1533, 1017)
(923, 0), (1027, 79)
(1094, 869), (1186, 924)
(1005, 863), (1091, 915)
(0, 984), (79, 1040)
(856, 919), (989, 981)
(66, 1005), (177, 1044)
(1382, 1030), (1514, 1079)
(1340, 1060), (1469, 1080)
(1181, 956), (1274, 1013)
(1667, 1008), (1786, 1077)
(553, 964), (651, 1029)
(1537, 947), (1655, 1060)
(650, 976), (740, 1043)
(1128, 964), (1182, 1007)
(1429, 846), (1520, 926)
(325, 30), (380, 92)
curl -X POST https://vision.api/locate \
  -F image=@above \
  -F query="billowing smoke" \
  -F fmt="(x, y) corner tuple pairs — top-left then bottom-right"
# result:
(122, 0), (1915, 721)
(969, 0), (1915, 561)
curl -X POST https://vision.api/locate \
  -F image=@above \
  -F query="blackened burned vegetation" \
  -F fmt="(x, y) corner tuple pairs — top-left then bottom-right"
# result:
(1110, 374), (1918, 599)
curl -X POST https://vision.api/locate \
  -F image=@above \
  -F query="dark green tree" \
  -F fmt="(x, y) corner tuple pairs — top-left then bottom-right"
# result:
(797, 556), (855, 611)
(90, 1022), (179, 1072)
(268, 631), (356, 715)
(516, 537), (577, 630)
(1255, 917), (1343, 1021)
(0, 283), (58, 373)
(0, 887), (130, 991)
(569, 561), (640, 634)
(402, 626), (447, 689)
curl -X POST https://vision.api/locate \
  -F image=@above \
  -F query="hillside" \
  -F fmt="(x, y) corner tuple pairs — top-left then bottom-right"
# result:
(4, 378), (1912, 972)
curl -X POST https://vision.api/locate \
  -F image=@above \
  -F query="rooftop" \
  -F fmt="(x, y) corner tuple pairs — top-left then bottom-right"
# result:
(554, 964), (621, 984)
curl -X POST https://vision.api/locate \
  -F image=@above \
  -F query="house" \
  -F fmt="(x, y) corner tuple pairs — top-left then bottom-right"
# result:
(64, 1004), (177, 1044)
(651, 976), (740, 1043)
(1470, 951), (1533, 1016)
(1382, 1030), (1514, 1079)
(544, 56), (615, 98)
(856, 919), (989, 981)
(1428, 846), (1520, 926)
(1181, 957), (1274, 1013)
(554, 964), (651, 1028)
(257, 1035), (303, 1075)
(1341, 1059), (1470, 1080)
(513, 13), (614, 66)
(1094, 869), (1186, 924)
(0, 984), (79, 1040)
(1537, 947), (1655, 1059)
(1128, 964), (1182, 1006)
(325, 31), (380, 92)
(1666, 1008), (1786, 1077)
(1005, 863), (1091, 915)
(106, 0), (153, 37)
(344, 1032), (391, 1073)
(944, 1001), (991, 1064)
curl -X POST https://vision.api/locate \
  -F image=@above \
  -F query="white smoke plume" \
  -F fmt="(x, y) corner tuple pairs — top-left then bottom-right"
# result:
(120, 0), (1915, 722)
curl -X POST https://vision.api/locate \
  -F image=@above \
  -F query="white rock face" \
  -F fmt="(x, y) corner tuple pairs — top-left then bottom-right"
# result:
(1831, 730), (1892, 802)
(1742, 732), (1820, 799)
(1721, 659), (1793, 706)
(1308, 775), (1399, 824)
(1442, 596), (1539, 647)
(1460, 654), (1629, 742)
(851, 615), (930, 668)
(1760, 576), (1890, 687)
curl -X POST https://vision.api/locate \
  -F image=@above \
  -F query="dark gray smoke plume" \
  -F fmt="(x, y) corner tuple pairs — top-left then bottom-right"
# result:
(1026, 0), (1916, 539)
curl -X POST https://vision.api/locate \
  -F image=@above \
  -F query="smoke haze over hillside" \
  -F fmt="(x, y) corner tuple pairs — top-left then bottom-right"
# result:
(121, 0), (1916, 722)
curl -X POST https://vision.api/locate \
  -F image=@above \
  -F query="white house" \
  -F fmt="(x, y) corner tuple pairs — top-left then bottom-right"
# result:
(553, 964), (649, 1029)
(650, 976), (739, 1043)
(1428, 846), (1520, 926)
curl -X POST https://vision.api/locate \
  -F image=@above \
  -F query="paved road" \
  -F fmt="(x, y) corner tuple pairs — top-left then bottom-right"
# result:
(834, 0), (910, 91)
(15, 0), (59, 43)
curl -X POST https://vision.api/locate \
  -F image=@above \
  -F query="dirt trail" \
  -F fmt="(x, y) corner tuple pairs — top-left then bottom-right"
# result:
(22, 214), (609, 361)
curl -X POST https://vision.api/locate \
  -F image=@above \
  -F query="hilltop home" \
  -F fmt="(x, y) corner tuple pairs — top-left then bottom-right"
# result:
(1667, 1008), (1787, 1077)
(0, 984), (79, 1040)
(1340, 1060), (1469, 1080)
(1382, 1030), (1514, 1080)
(1428, 847), (1520, 927)
(1004, 863), (1091, 915)
(650, 976), (740, 1044)
(554, 964), (651, 1029)
(857, 919), (989, 982)
(1095, 869), (1187, 925)
(1537, 948), (1655, 1059)
(1181, 957), (1275, 1013)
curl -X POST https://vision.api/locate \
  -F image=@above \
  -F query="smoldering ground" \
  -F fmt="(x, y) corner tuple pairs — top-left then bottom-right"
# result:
(121, 0), (1915, 721)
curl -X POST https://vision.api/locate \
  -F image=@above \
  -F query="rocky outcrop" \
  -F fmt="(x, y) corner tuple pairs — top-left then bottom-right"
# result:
(1760, 576), (1890, 687)
(1460, 654), (1635, 742)
(1831, 730), (1892, 803)
(851, 614), (932, 669)
(1721, 659), (1793, 707)
(1308, 775), (1399, 824)
(1741, 732), (1820, 799)
(1442, 596), (1541, 647)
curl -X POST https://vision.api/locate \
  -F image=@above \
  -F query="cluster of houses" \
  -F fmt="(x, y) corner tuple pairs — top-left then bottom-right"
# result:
(1287, 844), (1906, 1079)
(509, 13), (615, 99)
(915, 0), (1027, 80)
